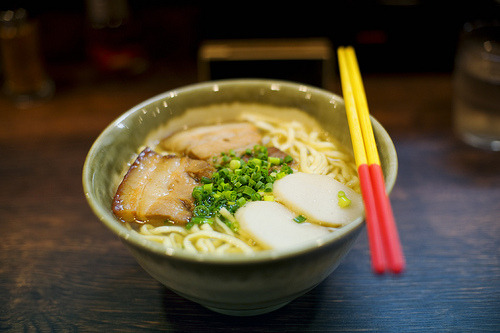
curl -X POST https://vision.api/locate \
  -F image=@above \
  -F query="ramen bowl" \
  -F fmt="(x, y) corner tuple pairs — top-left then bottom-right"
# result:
(83, 79), (397, 316)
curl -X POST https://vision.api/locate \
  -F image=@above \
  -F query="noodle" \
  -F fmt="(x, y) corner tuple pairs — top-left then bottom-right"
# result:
(182, 224), (255, 254)
(133, 109), (360, 255)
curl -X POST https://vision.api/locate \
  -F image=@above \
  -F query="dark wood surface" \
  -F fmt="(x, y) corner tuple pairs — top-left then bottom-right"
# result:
(1, 62), (499, 332)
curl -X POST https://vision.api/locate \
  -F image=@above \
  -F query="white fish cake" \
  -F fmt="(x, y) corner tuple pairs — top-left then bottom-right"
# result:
(273, 172), (364, 227)
(235, 201), (330, 250)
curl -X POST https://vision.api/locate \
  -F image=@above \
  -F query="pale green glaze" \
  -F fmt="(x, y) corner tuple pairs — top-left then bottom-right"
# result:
(83, 79), (398, 316)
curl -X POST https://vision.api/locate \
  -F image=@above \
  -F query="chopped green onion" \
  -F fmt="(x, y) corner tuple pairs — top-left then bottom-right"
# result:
(264, 182), (273, 192)
(201, 176), (212, 184)
(251, 158), (262, 166)
(263, 195), (274, 201)
(251, 192), (261, 201)
(241, 186), (255, 197)
(186, 216), (214, 229)
(229, 159), (241, 169)
(203, 183), (213, 193)
(338, 190), (351, 208)
(192, 186), (204, 201)
(236, 197), (246, 206)
(193, 205), (210, 216)
(268, 156), (281, 165)
(239, 174), (249, 183)
(293, 215), (307, 223)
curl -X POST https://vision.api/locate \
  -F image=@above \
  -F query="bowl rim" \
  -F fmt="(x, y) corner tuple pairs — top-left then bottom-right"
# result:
(83, 78), (398, 265)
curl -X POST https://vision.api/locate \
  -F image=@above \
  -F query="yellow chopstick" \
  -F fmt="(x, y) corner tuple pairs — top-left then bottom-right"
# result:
(338, 46), (405, 274)
(343, 47), (380, 166)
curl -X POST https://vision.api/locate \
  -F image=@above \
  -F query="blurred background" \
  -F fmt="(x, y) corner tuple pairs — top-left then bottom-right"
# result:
(0, 0), (499, 83)
(0, 0), (498, 101)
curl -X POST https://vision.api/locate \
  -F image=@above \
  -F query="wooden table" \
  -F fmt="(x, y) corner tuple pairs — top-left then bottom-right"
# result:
(1, 62), (499, 332)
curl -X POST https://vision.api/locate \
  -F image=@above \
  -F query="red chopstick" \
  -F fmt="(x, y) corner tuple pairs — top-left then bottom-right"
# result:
(338, 46), (405, 274)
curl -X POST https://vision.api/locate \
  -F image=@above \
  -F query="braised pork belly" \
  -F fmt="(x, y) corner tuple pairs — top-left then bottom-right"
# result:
(112, 148), (214, 226)
(160, 122), (262, 160)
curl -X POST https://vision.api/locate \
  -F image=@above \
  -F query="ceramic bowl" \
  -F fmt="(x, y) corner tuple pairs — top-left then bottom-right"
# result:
(83, 79), (398, 316)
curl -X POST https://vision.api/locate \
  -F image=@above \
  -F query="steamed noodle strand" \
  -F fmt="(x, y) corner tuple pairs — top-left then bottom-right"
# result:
(135, 111), (359, 255)
(183, 225), (254, 255)
(139, 223), (254, 254)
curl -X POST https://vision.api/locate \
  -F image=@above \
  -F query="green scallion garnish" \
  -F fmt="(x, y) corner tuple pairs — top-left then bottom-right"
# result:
(338, 190), (351, 208)
(293, 215), (307, 223)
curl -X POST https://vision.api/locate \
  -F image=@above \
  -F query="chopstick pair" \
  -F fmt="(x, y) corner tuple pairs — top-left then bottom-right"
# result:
(337, 46), (405, 274)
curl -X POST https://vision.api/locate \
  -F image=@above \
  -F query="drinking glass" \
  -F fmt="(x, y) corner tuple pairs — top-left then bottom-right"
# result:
(453, 21), (500, 151)
(0, 9), (54, 108)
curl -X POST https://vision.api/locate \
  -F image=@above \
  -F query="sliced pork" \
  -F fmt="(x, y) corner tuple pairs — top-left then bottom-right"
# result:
(160, 122), (262, 160)
(112, 148), (214, 226)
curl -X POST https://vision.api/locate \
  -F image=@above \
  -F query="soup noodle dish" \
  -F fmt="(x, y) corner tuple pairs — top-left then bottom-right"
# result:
(83, 79), (397, 316)
(111, 103), (364, 256)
